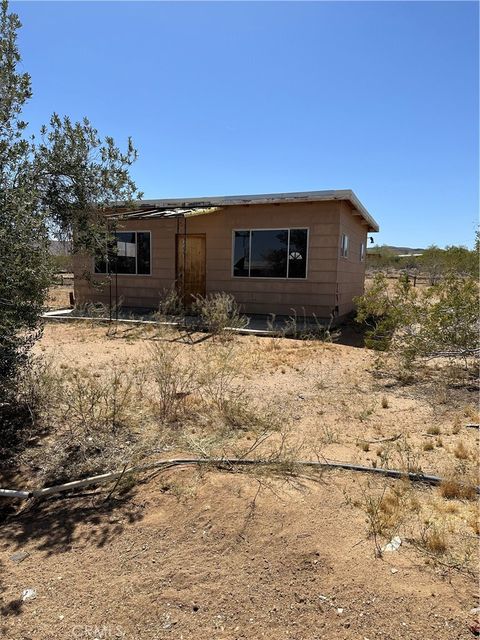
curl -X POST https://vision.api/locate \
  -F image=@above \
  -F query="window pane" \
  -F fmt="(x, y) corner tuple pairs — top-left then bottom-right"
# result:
(233, 231), (250, 277)
(137, 232), (151, 274)
(250, 230), (288, 278)
(288, 229), (307, 278)
(112, 232), (136, 274)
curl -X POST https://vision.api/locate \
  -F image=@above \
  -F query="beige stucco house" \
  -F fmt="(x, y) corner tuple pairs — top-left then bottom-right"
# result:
(73, 190), (379, 320)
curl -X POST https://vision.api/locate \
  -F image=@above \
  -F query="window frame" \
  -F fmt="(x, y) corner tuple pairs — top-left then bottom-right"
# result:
(93, 230), (152, 277)
(231, 227), (309, 280)
(360, 241), (365, 262)
(340, 233), (349, 259)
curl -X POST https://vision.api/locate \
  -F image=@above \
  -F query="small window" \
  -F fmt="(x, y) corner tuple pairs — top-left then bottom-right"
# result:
(360, 241), (365, 262)
(233, 228), (308, 279)
(340, 233), (349, 258)
(95, 231), (151, 275)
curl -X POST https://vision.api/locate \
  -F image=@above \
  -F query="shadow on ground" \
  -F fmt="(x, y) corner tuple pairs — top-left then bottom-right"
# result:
(0, 488), (144, 558)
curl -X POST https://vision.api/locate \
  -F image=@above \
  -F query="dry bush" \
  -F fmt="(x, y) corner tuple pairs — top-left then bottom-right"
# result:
(468, 511), (480, 535)
(427, 425), (441, 435)
(17, 355), (59, 424)
(346, 480), (411, 556)
(148, 342), (200, 424)
(21, 359), (147, 482)
(60, 364), (140, 435)
(192, 292), (249, 338)
(453, 440), (470, 460)
(423, 441), (434, 452)
(393, 436), (422, 474)
(439, 479), (477, 501)
(155, 287), (185, 321)
(146, 341), (284, 448)
(419, 522), (448, 555)
(451, 416), (462, 434)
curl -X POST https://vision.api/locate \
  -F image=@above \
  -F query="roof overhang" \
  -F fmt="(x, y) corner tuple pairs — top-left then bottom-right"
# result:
(109, 190), (379, 232)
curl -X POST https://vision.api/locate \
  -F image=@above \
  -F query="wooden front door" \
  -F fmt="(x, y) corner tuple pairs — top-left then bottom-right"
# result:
(176, 234), (206, 306)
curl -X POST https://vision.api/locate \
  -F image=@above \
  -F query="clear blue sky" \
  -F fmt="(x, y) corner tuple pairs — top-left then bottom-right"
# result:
(13, 1), (479, 248)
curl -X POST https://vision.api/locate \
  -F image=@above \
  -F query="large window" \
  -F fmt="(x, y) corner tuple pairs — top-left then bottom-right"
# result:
(95, 231), (151, 275)
(233, 228), (308, 279)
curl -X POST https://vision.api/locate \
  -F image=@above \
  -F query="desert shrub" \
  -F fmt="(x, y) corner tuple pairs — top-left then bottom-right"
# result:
(346, 480), (410, 556)
(22, 361), (145, 481)
(439, 479), (477, 501)
(418, 275), (479, 361)
(393, 436), (422, 474)
(148, 342), (199, 423)
(427, 425), (441, 435)
(419, 522), (448, 555)
(61, 365), (138, 435)
(453, 440), (470, 460)
(156, 287), (185, 320)
(192, 292), (248, 337)
(355, 272), (419, 352)
(356, 272), (479, 375)
(195, 344), (242, 410)
(0, 356), (59, 459)
(419, 244), (478, 283)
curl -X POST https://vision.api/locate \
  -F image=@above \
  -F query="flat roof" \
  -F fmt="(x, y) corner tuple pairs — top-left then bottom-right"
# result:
(114, 190), (379, 232)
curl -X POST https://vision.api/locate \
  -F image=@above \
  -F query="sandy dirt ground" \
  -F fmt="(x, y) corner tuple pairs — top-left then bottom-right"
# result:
(1, 321), (478, 640)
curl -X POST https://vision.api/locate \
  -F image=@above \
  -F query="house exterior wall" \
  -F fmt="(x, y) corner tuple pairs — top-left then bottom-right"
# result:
(336, 201), (369, 317)
(73, 200), (369, 319)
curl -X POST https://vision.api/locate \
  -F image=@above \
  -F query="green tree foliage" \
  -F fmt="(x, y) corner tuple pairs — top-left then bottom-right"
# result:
(36, 113), (140, 251)
(0, 1), (50, 388)
(355, 273), (419, 353)
(0, 0), (140, 426)
(418, 244), (478, 282)
(366, 245), (401, 271)
(356, 272), (479, 376)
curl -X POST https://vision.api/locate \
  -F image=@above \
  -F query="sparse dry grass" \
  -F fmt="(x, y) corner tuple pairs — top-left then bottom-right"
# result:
(23, 320), (478, 578)
(453, 440), (471, 460)
(439, 479), (477, 501)
(421, 524), (448, 555)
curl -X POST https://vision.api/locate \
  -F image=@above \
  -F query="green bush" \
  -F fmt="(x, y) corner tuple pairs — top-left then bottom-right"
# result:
(355, 272), (479, 373)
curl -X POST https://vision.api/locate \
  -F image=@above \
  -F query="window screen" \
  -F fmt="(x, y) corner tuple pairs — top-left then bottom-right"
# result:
(233, 229), (307, 279)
